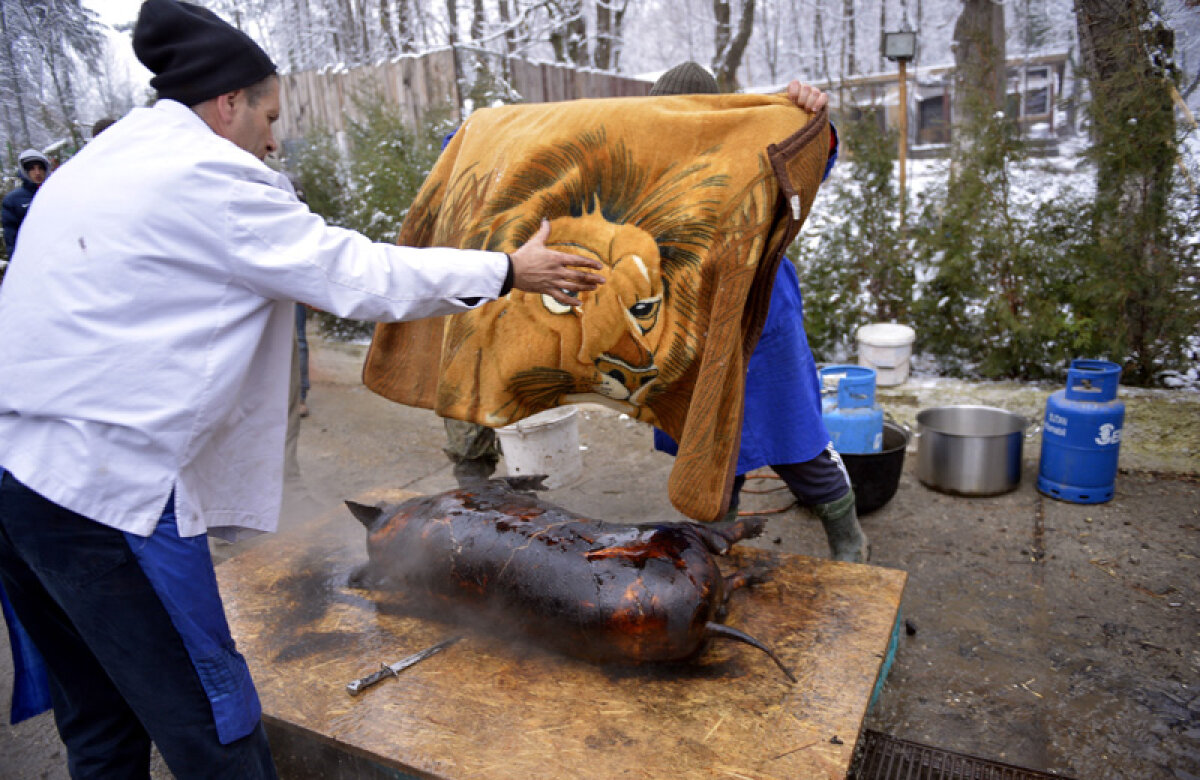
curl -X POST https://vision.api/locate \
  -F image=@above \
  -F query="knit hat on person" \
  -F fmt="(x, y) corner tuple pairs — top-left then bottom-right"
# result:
(650, 62), (720, 96)
(133, 0), (276, 106)
(17, 149), (50, 173)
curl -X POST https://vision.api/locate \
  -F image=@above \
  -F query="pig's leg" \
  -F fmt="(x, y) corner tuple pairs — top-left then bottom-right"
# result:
(724, 567), (768, 594)
(713, 565), (771, 622)
(692, 516), (766, 555)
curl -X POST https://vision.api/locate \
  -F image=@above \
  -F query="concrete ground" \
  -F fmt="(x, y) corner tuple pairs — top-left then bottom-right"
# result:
(2, 333), (1198, 779)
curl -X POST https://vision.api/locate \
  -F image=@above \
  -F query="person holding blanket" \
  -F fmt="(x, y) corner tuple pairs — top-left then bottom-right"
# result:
(648, 62), (868, 564)
(0, 1), (602, 776)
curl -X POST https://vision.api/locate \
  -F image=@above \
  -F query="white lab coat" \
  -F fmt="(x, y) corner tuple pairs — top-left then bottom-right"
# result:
(0, 100), (507, 539)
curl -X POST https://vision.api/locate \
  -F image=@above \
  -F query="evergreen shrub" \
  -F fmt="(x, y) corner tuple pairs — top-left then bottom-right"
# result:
(287, 95), (457, 341)
(913, 109), (1081, 379)
(1070, 48), (1200, 385)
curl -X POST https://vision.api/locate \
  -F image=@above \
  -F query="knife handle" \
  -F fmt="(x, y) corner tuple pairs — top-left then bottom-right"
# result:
(346, 664), (396, 696)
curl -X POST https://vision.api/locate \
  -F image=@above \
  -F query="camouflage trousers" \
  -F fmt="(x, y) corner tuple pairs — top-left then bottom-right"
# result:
(442, 418), (500, 474)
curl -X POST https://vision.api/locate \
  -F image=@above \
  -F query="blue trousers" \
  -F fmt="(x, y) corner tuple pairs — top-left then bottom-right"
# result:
(727, 444), (851, 512)
(295, 303), (310, 402)
(0, 471), (276, 779)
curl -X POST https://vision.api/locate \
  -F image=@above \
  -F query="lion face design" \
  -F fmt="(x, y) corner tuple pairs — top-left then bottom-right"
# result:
(543, 211), (665, 408)
(431, 129), (729, 427)
(457, 211), (671, 426)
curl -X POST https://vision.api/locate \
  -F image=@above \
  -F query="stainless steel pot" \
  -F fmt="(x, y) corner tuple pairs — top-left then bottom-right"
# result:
(915, 405), (1036, 496)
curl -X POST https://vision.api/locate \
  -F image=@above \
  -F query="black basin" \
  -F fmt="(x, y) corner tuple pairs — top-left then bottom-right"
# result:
(842, 421), (909, 515)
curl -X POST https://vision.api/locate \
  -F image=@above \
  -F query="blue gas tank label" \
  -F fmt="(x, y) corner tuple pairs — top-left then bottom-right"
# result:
(1044, 412), (1122, 445)
(1095, 423), (1122, 446)
(1046, 412), (1069, 437)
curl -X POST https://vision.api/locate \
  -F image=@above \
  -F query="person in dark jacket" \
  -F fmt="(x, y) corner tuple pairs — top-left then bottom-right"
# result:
(2, 149), (50, 256)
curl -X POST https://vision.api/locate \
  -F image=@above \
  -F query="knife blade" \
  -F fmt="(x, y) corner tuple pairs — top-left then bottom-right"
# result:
(345, 635), (463, 696)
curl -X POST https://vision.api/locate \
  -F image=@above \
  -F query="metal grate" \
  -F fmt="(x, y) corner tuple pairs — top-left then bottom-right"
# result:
(850, 730), (1077, 780)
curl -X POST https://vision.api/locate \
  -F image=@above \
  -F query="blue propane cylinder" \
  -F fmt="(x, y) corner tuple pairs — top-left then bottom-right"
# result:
(1037, 359), (1125, 504)
(819, 365), (883, 454)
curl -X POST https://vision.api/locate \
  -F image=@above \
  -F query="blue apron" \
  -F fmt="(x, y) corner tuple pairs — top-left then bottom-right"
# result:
(654, 260), (830, 473)
(2, 477), (260, 744)
(1, 578), (52, 724)
(123, 497), (262, 745)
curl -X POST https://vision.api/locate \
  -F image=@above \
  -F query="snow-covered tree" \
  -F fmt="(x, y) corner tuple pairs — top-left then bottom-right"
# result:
(0, 0), (104, 158)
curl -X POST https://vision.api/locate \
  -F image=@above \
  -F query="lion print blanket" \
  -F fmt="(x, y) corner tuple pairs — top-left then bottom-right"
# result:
(363, 93), (831, 522)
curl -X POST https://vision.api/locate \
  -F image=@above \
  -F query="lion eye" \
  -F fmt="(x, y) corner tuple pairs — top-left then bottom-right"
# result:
(629, 300), (657, 318)
(542, 293), (573, 315)
(626, 296), (661, 334)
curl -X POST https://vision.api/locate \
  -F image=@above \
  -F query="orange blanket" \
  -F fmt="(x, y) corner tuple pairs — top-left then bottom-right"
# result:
(363, 93), (831, 522)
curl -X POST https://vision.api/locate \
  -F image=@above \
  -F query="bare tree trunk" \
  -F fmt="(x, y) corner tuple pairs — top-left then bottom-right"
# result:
(951, 0), (1006, 128)
(298, 0), (316, 68)
(757, 0), (779, 83)
(0, 0), (31, 146)
(337, 0), (356, 63)
(43, 47), (81, 150)
(356, 0), (372, 63)
(470, 0), (484, 42)
(445, 0), (458, 46)
(548, 0), (587, 66)
(813, 0), (829, 82)
(379, 0), (398, 57)
(878, 0), (886, 72)
(594, 0), (628, 71)
(397, 0), (415, 52)
(496, 0), (518, 57)
(842, 0), (856, 76)
(712, 0), (755, 92)
(445, 0), (463, 113)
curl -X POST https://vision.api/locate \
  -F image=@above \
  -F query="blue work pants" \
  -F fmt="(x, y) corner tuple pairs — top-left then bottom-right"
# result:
(0, 471), (276, 779)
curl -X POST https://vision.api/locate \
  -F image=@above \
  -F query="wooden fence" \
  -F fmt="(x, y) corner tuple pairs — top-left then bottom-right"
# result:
(277, 48), (653, 144)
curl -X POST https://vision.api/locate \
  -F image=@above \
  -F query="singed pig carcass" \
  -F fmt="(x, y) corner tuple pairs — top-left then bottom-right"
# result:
(346, 477), (794, 681)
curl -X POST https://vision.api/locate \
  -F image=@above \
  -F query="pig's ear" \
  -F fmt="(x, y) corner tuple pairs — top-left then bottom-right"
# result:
(503, 474), (548, 492)
(345, 500), (384, 528)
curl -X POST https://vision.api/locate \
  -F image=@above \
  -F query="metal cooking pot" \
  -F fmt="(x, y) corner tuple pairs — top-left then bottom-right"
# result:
(916, 406), (1037, 496)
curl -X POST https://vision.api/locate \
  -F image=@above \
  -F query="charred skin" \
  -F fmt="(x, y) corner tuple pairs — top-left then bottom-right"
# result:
(348, 479), (793, 680)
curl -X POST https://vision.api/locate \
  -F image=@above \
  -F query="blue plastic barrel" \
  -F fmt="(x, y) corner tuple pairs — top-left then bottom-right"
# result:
(819, 365), (883, 454)
(1037, 359), (1125, 504)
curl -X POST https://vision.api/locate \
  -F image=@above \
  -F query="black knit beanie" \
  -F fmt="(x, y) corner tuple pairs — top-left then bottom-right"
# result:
(650, 62), (720, 96)
(133, 0), (277, 106)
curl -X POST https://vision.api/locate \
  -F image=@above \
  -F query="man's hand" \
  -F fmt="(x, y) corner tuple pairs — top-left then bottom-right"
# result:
(786, 81), (828, 113)
(510, 220), (605, 307)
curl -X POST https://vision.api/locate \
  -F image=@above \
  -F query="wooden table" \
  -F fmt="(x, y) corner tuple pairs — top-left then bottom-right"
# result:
(217, 489), (906, 780)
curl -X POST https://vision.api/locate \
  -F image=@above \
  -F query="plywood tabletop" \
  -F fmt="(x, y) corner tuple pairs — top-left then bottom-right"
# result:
(218, 488), (906, 780)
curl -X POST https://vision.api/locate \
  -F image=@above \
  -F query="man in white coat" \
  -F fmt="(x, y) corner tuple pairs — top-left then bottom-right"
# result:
(0, 1), (603, 777)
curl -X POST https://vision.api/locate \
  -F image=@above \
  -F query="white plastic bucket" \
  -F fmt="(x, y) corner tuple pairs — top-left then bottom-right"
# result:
(495, 406), (582, 488)
(856, 323), (916, 386)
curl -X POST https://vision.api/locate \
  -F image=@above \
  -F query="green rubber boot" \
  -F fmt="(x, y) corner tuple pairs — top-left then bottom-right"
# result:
(813, 490), (870, 563)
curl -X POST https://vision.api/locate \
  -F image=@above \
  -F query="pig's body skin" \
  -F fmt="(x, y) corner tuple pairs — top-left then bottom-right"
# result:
(347, 479), (786, 673)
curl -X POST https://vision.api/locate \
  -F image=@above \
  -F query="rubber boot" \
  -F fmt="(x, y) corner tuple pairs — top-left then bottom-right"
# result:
(452, 457), (496, 486)
(813, 490), (870, 563)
